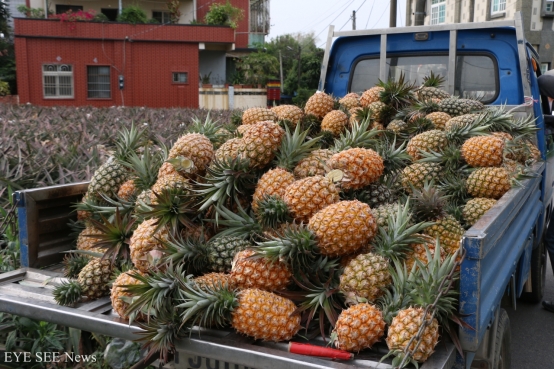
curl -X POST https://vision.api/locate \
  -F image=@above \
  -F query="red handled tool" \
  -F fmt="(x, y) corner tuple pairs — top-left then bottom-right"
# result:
(288, 342), (353, 360)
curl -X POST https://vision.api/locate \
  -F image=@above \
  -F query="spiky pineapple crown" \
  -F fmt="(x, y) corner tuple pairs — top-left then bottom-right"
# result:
(121, 148), (164, 193)
(254, 195), (291, 229)
(377, 73), (416, 110)
(62, 253), (90, 279)
(113, 123), (148, 162)
(194, 157), (257, 213)
(372, 201), (434, 261)
(374, 138), (411, 176)
(333, 117), (379, 151)
(274, 124), (320, 171)
(141, 187), (198, 235)
(86, 209), (136, 265)
(416, 143), (465, 173)
(160, 233), (210, 274)
(421, 71), (446, 88)
(53, 280), (83, 306)
(410, 181), (449, 222)
(377, 259), (414, 325)
(254, 223), (319, 271)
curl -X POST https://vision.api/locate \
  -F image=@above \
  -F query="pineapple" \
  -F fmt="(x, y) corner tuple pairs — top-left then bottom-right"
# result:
(193, 272), (237, 290)
(111, 270), (146, 320)
(339, 202), (432, 303)
(149, 172), (190, 204)
(87, 158), (129, 200)
(321, 110), (349, 136)
(283, 175), (340, 223)
(167, 133), (214, 175)
(339, 93), (360, 110)
(230, 250), (292, 291)
(425, 111), (451, 130)
(308, 200), (378, 257)
(401, 162), (442, 192)
(387, 119), (408, 134)
(372, 202), (401, 229)
(404, 234), (444, 272)
(252, 124), (319, 213)
(271, 105), (304, 127)
(304, 91), (335, 119)
(293, 149), (333, 178)
(378, 74), (416, 111)
(129, 218), (170, 273)
(406, 130), (448, 160)
(207, 236), (251, 273)
(439, 98), (484, 117)
(242, 107), (277, 125)
(444, 113), (480, 130)
(62, 253), (90, 279)
(360, 87), (384, 107)
(417, 72), (451, 101)
(332, 303), (386, 352)
(117, 179), (138, 201)
(214, 137), (243, 161)
(76, 225), (105, 255)
(53, 258), (114, 306)
(461, 135), (505, 167)
(327, 148), (384, 190)
(466, 167), (511, 199)
(238, 121), (285, 169)
(384, 249), (459, 365)
(463, 197), (497, 226)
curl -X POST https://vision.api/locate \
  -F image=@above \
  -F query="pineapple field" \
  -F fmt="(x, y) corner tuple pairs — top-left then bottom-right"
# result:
(0, 73), (542, 367)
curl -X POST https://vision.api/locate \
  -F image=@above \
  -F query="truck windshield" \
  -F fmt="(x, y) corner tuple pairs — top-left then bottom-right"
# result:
(350, 54), (497, 103)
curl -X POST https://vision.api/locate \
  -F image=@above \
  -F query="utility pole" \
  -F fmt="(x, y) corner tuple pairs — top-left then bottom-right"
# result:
(279, 50), (284, 94)
(414, 0), (426, 25)
(352, 10), (356, 30)
(296, 46), (302, 92)
(390, 0), (397, 27)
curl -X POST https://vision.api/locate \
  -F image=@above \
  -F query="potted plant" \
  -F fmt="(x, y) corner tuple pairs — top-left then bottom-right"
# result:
(200, 72), (212, 88)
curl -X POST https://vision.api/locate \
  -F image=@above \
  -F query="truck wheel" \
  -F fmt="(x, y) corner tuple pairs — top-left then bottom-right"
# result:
(520, 241), (546, 303)
(492, 309), (511, 369)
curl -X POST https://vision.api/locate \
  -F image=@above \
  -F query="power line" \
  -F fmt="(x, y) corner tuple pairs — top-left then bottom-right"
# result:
(300, 1), (349, 34)
(314, 0), (357, 41)
(365, 0), (376, 29)
(338, 0), (368, 31)
(371, 2), (389, 29)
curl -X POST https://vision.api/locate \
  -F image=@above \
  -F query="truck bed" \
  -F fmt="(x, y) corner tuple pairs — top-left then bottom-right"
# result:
(0, 268), (456, 369)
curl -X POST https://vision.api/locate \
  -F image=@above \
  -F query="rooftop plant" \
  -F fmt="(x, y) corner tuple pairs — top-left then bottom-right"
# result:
(204, 0), (243, 29)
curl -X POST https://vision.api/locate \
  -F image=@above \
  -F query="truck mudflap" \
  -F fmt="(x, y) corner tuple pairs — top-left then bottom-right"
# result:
(0, 268), (456, 369)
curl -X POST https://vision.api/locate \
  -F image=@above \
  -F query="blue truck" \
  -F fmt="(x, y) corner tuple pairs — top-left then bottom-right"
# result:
(0, 11), (551, 369)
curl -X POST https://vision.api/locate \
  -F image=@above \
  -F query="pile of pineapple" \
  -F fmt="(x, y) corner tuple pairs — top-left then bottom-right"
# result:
(54, 73), (540, 365)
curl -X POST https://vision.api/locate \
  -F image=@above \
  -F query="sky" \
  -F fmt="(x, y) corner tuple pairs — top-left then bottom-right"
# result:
(267, 0), (408, 47)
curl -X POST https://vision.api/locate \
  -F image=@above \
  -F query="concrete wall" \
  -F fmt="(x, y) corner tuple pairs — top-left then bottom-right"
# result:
(199, 87), (267, 110)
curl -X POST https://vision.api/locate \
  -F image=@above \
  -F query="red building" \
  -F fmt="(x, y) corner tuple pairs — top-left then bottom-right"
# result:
(13, 0), (270, 108)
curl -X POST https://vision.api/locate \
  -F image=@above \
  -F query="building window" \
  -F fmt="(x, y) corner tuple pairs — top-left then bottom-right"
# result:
(153, 11), (171, 23)
(87, 66), (111, 98)
(547, 1), (554, 12)
(172, 72), (188, 83)
(431, 0), (446, 25)
(43, 64), (73, 98)
(491, 0), (506, 14)
(542, 63), (550, 74)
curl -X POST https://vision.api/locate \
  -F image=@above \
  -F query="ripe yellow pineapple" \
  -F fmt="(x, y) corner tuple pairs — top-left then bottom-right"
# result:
(386, 307), (439, 362)
(230, 250), (292, 291)
(76, 225), (105, 255)
(150, 172), (190, 204)
(328, 148), (384, 190)
(387, 119), (408, 134)
(117, 179), (138, 201)
(321, 110), (349, 136)
(308, 200), (378, 257)
(242, 107), (277, 125)
(340, 252), (391, 303)
(129, 218), (170, 273)
(304, 91), (335, 119)
(167, 133), (214, 174)
(193, 272), (237, 290)
(332, 303), (386, 352)
(461, 135), (504, 167)
(270, 105), (304, 126)
(339, 93), (360, 110)
(425, 111), (451, 130)
(401, 162), (442, 192)
(283, 175), (340, 222)
(360, 87), (384, 107)
(293, 149), (333, 178)
(111, 270), (146, 320)
(466, 167), (511, 199)
(238, 121), (285, 169)
(214, 137), (243, 161)
(404, 235), (444, 272)
(463, 198), (497, 226)
(252, 168), (295, 212)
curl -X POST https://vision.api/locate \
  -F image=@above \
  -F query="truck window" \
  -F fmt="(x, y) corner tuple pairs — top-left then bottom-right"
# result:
(350, 54), (497, 103)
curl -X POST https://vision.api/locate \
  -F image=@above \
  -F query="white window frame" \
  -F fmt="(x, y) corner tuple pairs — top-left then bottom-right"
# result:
(491, 0), (506, 15)
(546, 1), (554, 12)
(42, 64), (74, 99)
(152, 10), (171, 23)
(430, 0), (446, 25)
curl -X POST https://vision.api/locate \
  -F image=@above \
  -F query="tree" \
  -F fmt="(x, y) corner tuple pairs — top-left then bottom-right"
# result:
(238, 49), (279, 86)
(284, 49), (324, 99)
(0, 0), (16, 94)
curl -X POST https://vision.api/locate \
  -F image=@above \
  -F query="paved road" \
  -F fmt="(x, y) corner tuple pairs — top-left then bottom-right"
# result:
(506, 261), (554, 368)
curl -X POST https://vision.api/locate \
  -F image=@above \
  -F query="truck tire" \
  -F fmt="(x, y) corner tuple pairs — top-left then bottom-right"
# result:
(492, 309), (511, 369)
(520, 241), (546, 303)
